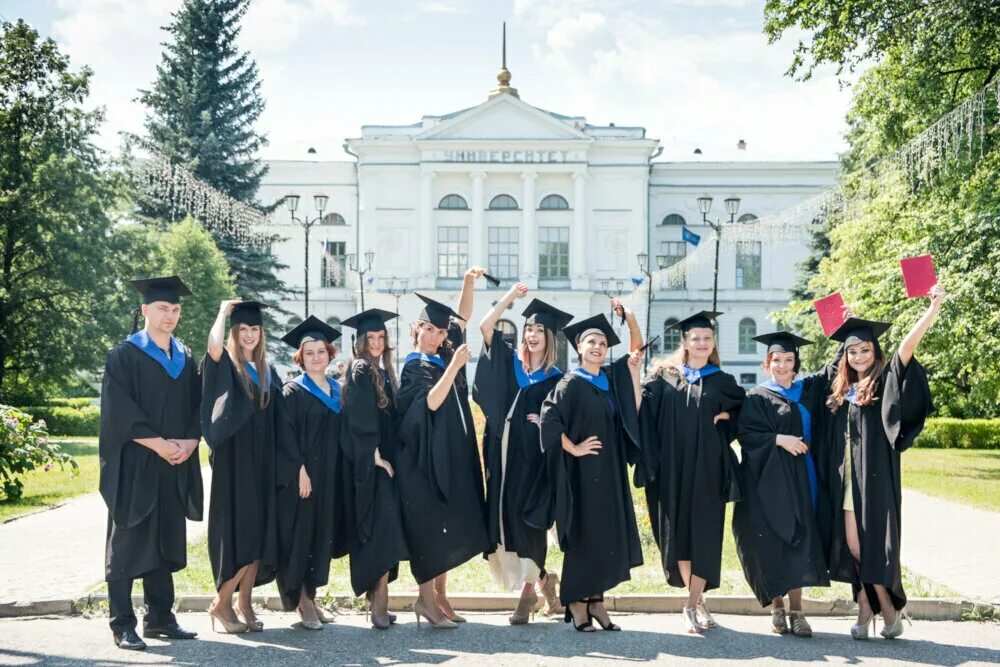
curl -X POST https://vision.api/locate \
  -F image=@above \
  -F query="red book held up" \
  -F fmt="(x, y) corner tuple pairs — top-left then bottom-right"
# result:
(900, 254), (937, 298)
(814, 292), (847, 336)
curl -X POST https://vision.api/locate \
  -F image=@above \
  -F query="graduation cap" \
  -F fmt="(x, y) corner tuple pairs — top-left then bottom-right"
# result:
(562, 314), (621, 348)
(668, 310), (722, 334)
(753, 331), (813, 355)
(414, 292), (465, 330)
(829, 317), (891, 351)
(281, 315), (341, 349)
(341, 308), (398, 335)
(230, 301), (268, 327)
(521, 299), (573, 333)
(130, 275), (191, 304)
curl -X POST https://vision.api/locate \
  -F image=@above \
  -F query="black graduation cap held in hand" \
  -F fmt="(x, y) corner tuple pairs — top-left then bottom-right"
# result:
(482, 273), (502, 287)
(230, 301), (268, 327)
(414, 292), (465, 330)
(281, 315), (341, 349)
(341, 308), (398, 335)
(829, 317), (891, 356)
(521, 299), (573, 333)
(668, 310), (723, 334)
(130, 275), (192, 304)
(562, 314), (621, 348)
(753, 331), (813, 355)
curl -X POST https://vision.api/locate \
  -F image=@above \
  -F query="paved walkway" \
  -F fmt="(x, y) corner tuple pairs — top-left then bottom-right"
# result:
(0, 466), (211, 604)
(2, 612), (999, 666)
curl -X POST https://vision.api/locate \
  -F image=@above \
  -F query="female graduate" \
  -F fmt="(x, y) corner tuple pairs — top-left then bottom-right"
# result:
(639, 311), (745, 634)
(474, 285), (573, 624)
(824, 286), (943, 640)
(396, 268), (489, 629)
(539, 312), (644, 633)
(276, 316), (348, 630)
(201, 300), (282, 634)
(340, 308), (409, 630)
(731, 331), (838, 638)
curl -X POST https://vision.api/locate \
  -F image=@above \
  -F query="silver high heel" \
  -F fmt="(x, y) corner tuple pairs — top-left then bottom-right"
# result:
(682, 607), (703, 634)
(695, 597), (718, 629)
(880, 608), (911, 639)
(850, 608), (876, 640)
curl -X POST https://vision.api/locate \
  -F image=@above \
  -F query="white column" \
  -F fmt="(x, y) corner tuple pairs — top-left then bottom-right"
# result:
(521, 171), (537, 287)
(419, 170), (435, 286)
(572, 171), (588, 288)
(470, 171), (486, 270)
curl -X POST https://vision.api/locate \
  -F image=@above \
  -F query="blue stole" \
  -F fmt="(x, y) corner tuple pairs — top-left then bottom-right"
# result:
(404, 351), (446, 369)
(512, 350), (561, 389)
(126, 330), (186, 380)
(846, 385), (858, 405)
(571, 367), (609, 391)
(291, 373), (341, 414)
(245, 362), (261, 388)
(681, 363), (720, 384)
(762, 379), (818, 513)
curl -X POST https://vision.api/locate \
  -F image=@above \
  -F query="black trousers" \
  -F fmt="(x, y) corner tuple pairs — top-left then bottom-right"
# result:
(108, 568), (176, 633)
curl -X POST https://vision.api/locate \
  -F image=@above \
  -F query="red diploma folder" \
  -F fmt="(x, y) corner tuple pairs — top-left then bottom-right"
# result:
(900, 254), (937, 298)
(814, 292), (847, 336)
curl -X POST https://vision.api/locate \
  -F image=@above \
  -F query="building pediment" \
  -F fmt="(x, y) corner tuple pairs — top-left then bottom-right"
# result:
(415, 94), (591, 142)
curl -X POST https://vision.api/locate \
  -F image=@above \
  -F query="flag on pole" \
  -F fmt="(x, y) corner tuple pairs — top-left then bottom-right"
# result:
(682, 227), (701, 247)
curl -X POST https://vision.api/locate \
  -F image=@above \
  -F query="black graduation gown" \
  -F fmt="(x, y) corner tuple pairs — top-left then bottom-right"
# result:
(538, 357), (643, 605)
(823, 353), (932, 613)
(639, 369), (745, 591)
(342, 359), (409, 596)
(731, 375), (832, 606)
(396, 329), (489, 584)
(99, 340), (203, 581)
(275, 378), (348, 610)
(473, 330), (559, 574)
(200, 352), (282, 590)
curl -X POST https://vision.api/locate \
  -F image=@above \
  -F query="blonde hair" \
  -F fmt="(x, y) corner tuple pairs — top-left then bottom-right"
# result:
(226, 324), (271, 408)
(647, 329), (722, 379)
(518, 328), (558, 374)
(826, 348), (886, 411)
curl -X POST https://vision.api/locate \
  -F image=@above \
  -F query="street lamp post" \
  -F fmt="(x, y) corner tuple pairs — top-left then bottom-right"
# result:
(285, 193), (329, 317)
(385, 277), (410, 375)
(600, 279), (626, 363)
(637, 252), (668, 372)
(346, 250), (375, 311)
(698, 195), (741, 312)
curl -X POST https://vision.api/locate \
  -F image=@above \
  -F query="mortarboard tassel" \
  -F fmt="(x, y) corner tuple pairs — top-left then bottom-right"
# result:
(483, 273), (501, 287)
(130, 307), (142, 335)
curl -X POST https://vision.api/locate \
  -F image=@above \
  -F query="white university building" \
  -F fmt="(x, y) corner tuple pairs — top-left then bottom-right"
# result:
(258, 65), (837, 385)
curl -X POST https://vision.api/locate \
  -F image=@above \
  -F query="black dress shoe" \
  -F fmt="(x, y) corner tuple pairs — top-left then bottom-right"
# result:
(113, 629), (147, 650)
(143, 622), (198, 639)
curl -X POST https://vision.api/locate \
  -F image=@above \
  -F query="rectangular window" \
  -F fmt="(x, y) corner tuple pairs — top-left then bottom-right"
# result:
(320, 241), (346, 288)
(659, 241), (687, 289)
(487, 227), (519, 282)
(437, 226), (469, 278)
(735, 241), (762, 289)
(740, 372), (757, 386)
(538, 227), (570, 281)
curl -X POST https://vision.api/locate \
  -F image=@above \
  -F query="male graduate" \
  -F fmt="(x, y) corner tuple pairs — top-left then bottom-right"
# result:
(99, 276), (204, 650)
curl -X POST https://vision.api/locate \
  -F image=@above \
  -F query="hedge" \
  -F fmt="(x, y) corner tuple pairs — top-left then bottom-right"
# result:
(20, 406), (100, 437)
(43, 397), (97, 408)
(914, 418), (1000, 450)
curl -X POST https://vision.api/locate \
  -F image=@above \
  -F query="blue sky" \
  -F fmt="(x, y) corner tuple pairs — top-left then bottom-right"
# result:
(1, 0), (860, 161)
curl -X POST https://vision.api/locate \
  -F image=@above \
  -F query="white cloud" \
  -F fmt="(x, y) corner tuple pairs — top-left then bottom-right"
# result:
(417, 1), (469, 14)
(241, 0), (364, 54)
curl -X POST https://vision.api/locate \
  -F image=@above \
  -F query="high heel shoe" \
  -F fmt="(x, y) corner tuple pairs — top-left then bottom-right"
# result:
(236, 609), (263, 632)
(209, 604), (248, 634)
(413, 599), (458, 629)
(682, 607), (703, 634)
(315, 605), (336, 624)
(538, 572), (564, 617)
(880, 608), (911, 640)
(587, 597), (620, 631)
(563, 602), (595, 632)
(695, 597), (718, 629)
(509, 592), (539, 625)
(367, 590), (391, 630)
(850, 608), (876, 640)
(435, 593), (466, 623)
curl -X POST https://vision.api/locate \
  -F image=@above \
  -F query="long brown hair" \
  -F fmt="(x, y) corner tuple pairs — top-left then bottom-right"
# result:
(226, 324), (270, 408)
(410, 319), (464, 390)
(518, 328), (558, 374)
(826, 349), (886, 411)
(346, 334), (397, 409)
(647, 330), (723, 379)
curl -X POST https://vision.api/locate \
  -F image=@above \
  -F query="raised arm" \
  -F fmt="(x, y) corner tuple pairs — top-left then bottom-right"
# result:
(480, 283), (527, 344)
(611, 298), (643, 352)
(427, 344), (471, 411)
(207, 299), (241, 362)
(898, 285), (946, 367)
(456, 266), (486, 330)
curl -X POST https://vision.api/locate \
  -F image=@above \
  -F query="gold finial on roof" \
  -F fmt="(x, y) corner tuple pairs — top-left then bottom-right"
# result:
(490, 22), (519, 99)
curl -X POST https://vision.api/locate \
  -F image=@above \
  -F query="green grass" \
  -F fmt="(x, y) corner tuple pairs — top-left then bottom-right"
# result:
(0, 438), (100, 523)
(902, 448), (1000, 512)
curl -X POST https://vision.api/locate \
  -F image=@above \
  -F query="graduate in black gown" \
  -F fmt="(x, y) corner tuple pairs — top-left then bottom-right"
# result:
(99, 276), (202, 650)
(474, 286), (573, 623)
(732, 331), (839, 638)
(200, 300), (282, 634)
(341, 308), (409, 630)
(276, 316), (348, 630)
(396, 268), (489, 628)
(822, 286), (943, 640)
(639, 311), (745, 634)
(539, 312), (644, 633)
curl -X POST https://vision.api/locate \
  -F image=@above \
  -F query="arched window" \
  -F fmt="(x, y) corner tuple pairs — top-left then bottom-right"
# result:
(662, 318), (681, 352)
(488, 194), (518, 210)
(661, 213), (686, 226)
(326, 316), (341, 328)
(321, 212), (346, 225)
(496, 319), (518, 348)
(288, 315), (303, 327)
(738, 213), (759, 223)
(539, 194), (569, 210)
(738, 317), (757, 354)
(438, 194), (469, 210)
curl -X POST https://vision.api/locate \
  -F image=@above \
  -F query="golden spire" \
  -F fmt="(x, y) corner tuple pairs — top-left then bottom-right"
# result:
(490, 22), (519, 99)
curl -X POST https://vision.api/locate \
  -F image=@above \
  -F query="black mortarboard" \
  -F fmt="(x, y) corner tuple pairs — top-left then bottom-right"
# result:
(669, 310), (722, 333)
(130, 275), (191, 304)
(521, 299), (573, 333)
(562, 314), (621, 348)
(753, 331), (813, 354)
(341, 308), (398, 335)
(829, 317), (891, 351)
(230, 301), (267, 327)
(414, 292), (465, 329)
(281, 315), (341, 349)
